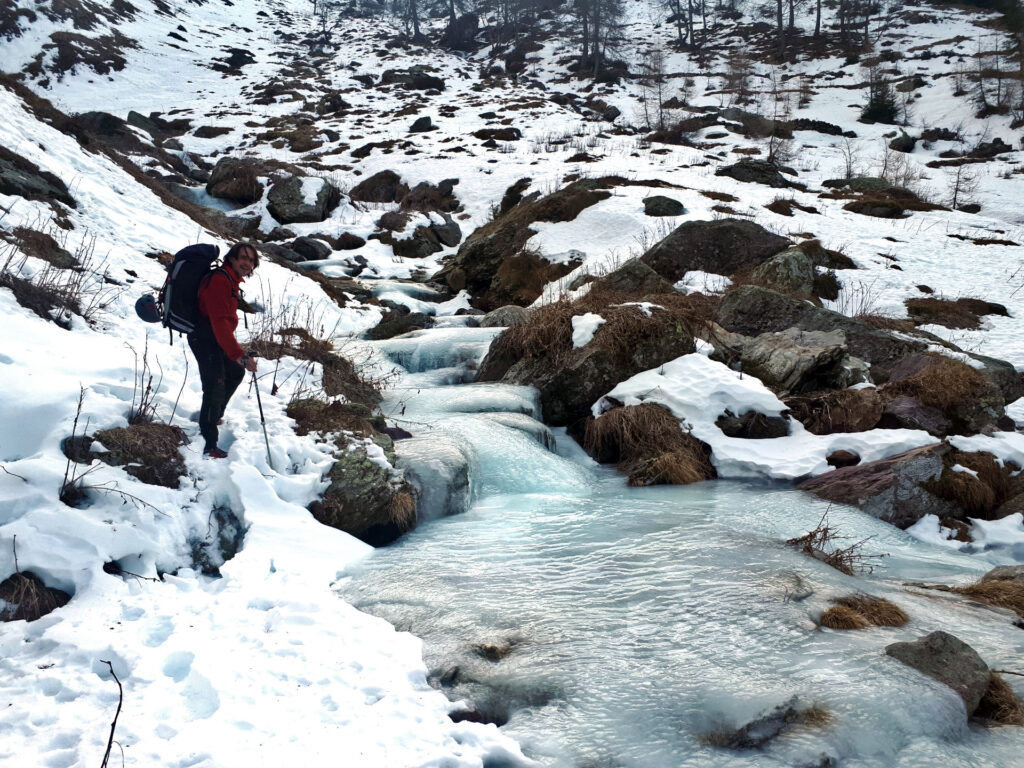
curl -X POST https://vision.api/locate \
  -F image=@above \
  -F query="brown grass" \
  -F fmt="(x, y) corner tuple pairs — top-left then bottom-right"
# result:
(926, 451), (1018, 518)
(832, 594), (909, 626)
(952, 580), (1024, 618)
(856, 314), (917, 333)
(884, 354), (985, 411)
(905, 297), (983, 330)
(487, 299), (577, 365)
(92, 423), (187, 488)
(820, 604), (870, 629)
(286, 398), (375, 437)
(975, 673), (1024, 726)
(585, 403), (716, 486)
(0, 571), (71, 622)
(387, 491), (417, 530)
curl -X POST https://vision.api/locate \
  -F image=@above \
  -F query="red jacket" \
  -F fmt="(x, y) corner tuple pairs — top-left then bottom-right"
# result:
(197, 264), (245, 361)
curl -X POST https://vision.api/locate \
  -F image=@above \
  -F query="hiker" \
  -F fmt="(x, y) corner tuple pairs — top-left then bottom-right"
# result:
(188, 243), (259, 458)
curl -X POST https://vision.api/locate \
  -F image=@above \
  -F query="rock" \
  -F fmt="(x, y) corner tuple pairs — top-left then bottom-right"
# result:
(332, 232), (366, 250)
(380, 66), (445, 90)
(798, 444), (959, 529)
(715, 410), (790, 438)
(642, 195), (686, 217)
(788, 118), (844, 136)
(349, 170), (408, 203)
(499, 177), (532, 214)
(409, 115), (434, 132)
(602, 106), (621, 122)
(434, 178), (612, 310)
(290, 236), (331, 261)
(715, 285), (927, 383)
(703, 696), (821, 750)
(784, 387), (883, 434)
(480, 305), (531, 327)
(715, 159), (798, 188)
(822, 176), (892, 192)
(0, 145), (76, 209)
(981, 565), (1024, 584)
(313, 92), (351, 116)
(889, 132), (917, 153)
(402, 178), (461, 213)
(827, 449), (861, 468)
(477, 308), (696, 426)
(593, 258), (674, 296)
(310, 435), (417, 547)
(365, 304), (434, 340)
(885, 631), (990, 715)
(267, 176), (340, 224)
(258, 242), (305, 262)
(751, 247), (816, 297)
(971, 137), (1012, 158)
(473, 127), (522, 142)
(640, 219), (791, 283)
(430, 213), (462, 247)
(739, 329), (850, 395)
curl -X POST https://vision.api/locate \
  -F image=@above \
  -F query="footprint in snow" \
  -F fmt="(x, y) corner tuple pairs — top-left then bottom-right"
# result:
(162, 650), (195, 682)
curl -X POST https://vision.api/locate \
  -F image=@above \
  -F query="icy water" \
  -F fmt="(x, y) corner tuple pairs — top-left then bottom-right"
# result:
(338, 317), (1024, 768)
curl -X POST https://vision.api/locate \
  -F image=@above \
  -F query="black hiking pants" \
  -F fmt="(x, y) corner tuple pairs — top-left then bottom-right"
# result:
(187, 330), (244, 452)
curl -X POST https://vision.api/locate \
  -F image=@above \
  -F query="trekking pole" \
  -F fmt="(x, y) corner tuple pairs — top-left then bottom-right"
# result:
(252, 371), (274, 471)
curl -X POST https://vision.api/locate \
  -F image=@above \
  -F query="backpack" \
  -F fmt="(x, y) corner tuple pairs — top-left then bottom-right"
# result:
(158, 243), (220, 336)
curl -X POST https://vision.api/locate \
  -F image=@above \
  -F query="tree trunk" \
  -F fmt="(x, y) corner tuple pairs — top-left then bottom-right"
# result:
(776, 0), (785, 60)
(814, 0), (821, 38)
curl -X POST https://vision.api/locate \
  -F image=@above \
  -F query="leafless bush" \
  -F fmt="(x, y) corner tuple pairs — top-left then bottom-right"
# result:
(787, 510), (886, 575)
(125, 338), (163, 425)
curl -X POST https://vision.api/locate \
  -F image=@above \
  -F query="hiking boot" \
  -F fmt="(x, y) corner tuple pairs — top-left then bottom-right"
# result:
(203, 447), (228, 459)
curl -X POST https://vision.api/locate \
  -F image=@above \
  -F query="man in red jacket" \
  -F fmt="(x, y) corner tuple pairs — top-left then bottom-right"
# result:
(188, 243), (259, 458)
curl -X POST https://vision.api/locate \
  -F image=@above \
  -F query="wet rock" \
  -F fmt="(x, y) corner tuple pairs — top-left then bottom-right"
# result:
(365, 304), (434, 340)
(430, 213), (462, 247)
(350, 170), (408, 203)
(394, 435), (471, 520)
(798, 444), (959, 529)
(480, 305), (531, 328)
(703, 696), (823, 750)
(641, 219), (791, 283)
(751, 246), (816, 298)
(885, 631), (990, 715)
(784, 387), (883, 434)
(643, 195), (685, 216)
(267, 176), (341, 224)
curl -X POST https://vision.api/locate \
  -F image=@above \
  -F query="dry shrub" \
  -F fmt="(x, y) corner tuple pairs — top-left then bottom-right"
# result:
(787, 512), (885, 576)
(905, 297), (1008, 330)
(927, 451), (1017, 518)
(92, 423), (187, 488)
(585, 403), (716, 486)
(286, 398), (375, 437)
(820, 604), (870, 630)
(975, 673), (1024, 726)
(387, 490), (417, 530)
(884, 354), (984, 411)
(856, 313), (916, 333)
(952, 580), (1024, 618)
(832, 594), (909, 626)
(699, 189), (740, 203)
(378, 210), (412, 232)
(487, 299), (576, 365)
(0, 572), (71, 622)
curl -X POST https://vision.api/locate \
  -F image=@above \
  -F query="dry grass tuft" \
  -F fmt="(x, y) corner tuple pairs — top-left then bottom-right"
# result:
(92, 423), (188, 488)
(832, 594), (909, 626)
(487, 299), (577, 365)
(387, 491), (417, 530)
(926, 451), (1018, 518)
(975, 673), (1024, 726)
(884, 354), (985, 411)
(585, 403), (716, 486)
(952, 580), (1024, 618)
(0, 572), (71, 622)
(820, 604), (870, 630)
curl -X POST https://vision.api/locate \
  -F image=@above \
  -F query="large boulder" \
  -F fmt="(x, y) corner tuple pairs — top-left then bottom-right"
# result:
(642, 195), (685, 217)
(751, 247), (816, 298)
(0, 145), (76, 209)
(477, 304), (696, 427)
(738, 329), (850, 395)
(206, 158), (265, 204)
(593, 258), (674, 295)
(434, 178), (614, 310)
(879, 395), (953, 436)
(480, 305), (531, 328)
(267, 176), (340, 224)
(309, 435), (417, 547)
(885, 631), (990, 715)
(380, 67), (445, 91)
(797, 444), (959, 529)
(349, 170), (408, 203)
(715, 159), (799, 188)
(640, 219), (791, 283)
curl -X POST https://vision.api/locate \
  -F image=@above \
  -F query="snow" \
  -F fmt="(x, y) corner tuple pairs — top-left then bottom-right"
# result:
(571, 313), (605, 348)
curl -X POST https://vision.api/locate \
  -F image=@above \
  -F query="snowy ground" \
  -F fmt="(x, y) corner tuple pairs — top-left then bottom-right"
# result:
(2, 0), (1024, 764)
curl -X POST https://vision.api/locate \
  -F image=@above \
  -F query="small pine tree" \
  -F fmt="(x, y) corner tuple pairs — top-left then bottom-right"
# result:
(861, 69), (899, 124)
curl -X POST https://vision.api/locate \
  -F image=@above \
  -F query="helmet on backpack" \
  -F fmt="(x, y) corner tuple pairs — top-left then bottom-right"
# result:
(135, 293), (161, 323)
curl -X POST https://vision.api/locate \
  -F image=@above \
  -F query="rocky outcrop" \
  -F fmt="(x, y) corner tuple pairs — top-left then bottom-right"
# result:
(885, 631), (990, 715)
(751, 247), (816, 298)
(267, 176), (340, 224)
(0, 144), (76, 209)
(715, 159), (800, 188)
(640, 219), (791, 283)
(206, 158), (264, 204)
(480, 305), (531, 328)
(434, 178), (614, 310)
(592, 258), (674, 295)
(784, 387), (883, 434)
(349, 170), (408, 203)
(309, 434), (417, 547)
(738, 329), (851, 395)
(380, 67), (445, 90)
(365, 304), (434, 340)
(797, 444), (958, 529)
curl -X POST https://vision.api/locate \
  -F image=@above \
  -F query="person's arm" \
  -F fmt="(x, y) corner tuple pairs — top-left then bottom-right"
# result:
(200, 272), (246, 361)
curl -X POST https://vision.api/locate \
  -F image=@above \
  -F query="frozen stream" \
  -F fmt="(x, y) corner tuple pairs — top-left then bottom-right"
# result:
(337, 313), (1024, 768)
